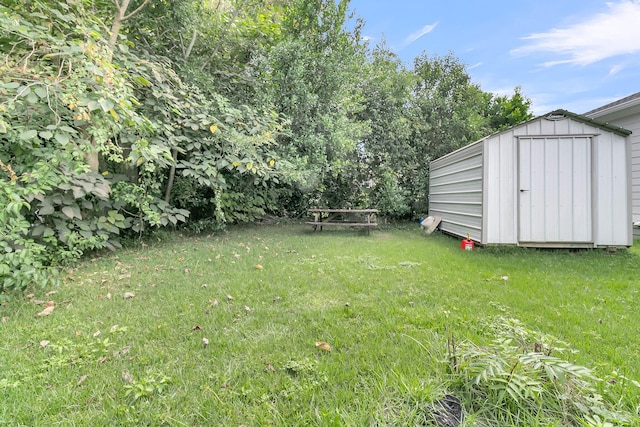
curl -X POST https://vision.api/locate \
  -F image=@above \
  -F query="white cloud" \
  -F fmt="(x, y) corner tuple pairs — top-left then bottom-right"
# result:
(402, 22), (438, 47)
(608, 64), (625, 75)
(512, 1), (640, 66)
(468, 62), (483, 70)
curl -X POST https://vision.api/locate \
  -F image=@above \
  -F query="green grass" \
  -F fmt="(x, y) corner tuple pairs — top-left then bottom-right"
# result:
(1, 223), (639, 425)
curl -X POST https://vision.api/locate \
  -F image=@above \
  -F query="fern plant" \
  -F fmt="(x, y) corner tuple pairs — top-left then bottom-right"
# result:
(447, 317), (637, 426)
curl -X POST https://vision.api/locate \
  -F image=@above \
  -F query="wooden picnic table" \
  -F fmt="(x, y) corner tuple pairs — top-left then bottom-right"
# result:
(306, 209), (378, 235)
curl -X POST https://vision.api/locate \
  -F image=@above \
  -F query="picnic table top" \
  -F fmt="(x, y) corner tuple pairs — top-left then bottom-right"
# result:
(308, 208), (378, 213)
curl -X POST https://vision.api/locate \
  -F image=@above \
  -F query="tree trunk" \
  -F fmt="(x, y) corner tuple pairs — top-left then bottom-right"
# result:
(164, 148), (179, 203)
(84, 0), (150, 174)
(163, 28), (198, 203)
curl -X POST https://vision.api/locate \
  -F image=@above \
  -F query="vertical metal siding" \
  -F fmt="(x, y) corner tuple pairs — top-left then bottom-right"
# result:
(429, 114), (631, 247)
(589, 114), (640, 239)
(518, 136), (592, 243)
(429, 141), (483, 242)
(483, 132), (517, 244)
(592, 133), (632, 246)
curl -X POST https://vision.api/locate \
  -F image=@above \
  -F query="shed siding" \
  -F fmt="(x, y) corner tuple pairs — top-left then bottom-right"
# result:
(429, 141), (483, 242)
(598, 116), (640, 239)
(518, 136), (592, 243)
(429, 112), (632, 247)
(592, 133), (632, 245)
(483, 132), (517, 244)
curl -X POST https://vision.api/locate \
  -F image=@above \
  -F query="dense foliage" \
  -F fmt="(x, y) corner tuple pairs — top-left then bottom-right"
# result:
(0, 0), (533, 291)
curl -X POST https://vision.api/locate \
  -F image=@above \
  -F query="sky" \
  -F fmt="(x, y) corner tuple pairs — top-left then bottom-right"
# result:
(346, 0), (640, 115)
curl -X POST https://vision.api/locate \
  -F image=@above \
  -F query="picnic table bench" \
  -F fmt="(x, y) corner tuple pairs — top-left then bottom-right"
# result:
(306, 209), (378, 235)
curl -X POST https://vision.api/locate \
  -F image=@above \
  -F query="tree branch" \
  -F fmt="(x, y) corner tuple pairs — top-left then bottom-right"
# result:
(123, 0), (152, 21)
(184, 30), (198, 60)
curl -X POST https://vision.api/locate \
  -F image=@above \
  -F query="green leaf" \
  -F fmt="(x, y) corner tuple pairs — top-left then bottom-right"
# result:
(54, 133), (70, 145)
(39, 131), (53, 140)
(135, 76), (151, 86)
(19, 130), (38, 140)
(26, 92), (39, 104)
(39, 204), (55, 216)
(34, 86), (47, 99)
(31, 224), (45, 237)
(87, 101), (100, 111)
(58, 126), (77, 133)
(98, 98), (115, 112)
(61, 206), (75, 219)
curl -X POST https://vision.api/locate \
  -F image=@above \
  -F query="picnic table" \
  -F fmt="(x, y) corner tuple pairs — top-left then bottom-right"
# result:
(306, 209), (378, 235)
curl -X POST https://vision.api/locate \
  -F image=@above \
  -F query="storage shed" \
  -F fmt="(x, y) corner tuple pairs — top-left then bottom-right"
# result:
(428, 110), (632, 248)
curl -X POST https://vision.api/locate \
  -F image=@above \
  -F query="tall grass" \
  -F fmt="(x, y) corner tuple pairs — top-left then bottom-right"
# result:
(0, 223), (638, 425)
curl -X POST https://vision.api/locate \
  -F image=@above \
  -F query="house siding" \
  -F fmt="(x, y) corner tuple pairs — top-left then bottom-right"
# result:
(585, 103), (640, 239)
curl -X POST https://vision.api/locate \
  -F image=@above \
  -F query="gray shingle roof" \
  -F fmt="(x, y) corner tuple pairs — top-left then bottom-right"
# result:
(584, 91), (640, 116)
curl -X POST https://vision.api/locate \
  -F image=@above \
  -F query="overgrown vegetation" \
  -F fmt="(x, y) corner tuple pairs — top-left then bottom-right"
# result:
(1, 0), (534, 291)
(0, 226), (637, 425)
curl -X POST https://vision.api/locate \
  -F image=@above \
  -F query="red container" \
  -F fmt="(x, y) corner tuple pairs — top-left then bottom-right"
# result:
(460, 237), (475, 251)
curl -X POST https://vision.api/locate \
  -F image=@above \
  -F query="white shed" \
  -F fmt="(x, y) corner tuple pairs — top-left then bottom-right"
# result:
(584, 92), (640, 239)
(428, 110), (632, 248)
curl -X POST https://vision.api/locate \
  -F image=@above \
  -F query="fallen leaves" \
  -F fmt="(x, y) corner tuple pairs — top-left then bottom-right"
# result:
(123, 292), (135, 299)
(114, 346), (131, 357)
(77, 374), (89, 386)
(36, 305), (55, 317)
(255, 264), (263, 270)
(39, 340), (50, 348)
(202, 338), (209, 347)
(315, 341), (332, 352)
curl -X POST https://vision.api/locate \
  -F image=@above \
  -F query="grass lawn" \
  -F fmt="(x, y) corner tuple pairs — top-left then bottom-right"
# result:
(1, 223), (639, 426)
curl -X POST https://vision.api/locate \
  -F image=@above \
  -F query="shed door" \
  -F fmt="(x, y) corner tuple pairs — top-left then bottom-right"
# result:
(518, 137), (592, 243)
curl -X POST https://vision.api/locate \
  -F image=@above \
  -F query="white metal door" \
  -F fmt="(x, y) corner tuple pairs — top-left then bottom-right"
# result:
(518, 137), (592, 243)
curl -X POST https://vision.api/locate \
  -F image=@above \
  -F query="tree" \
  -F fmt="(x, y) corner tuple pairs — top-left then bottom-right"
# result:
(355, 43), (415, 217)
(252, 0), (369, 211)
(487, 86), (534, 131)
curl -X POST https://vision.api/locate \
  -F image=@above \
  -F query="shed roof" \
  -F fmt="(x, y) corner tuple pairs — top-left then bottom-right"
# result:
(432, 109), (631, 164)
(584, 92), (640, 117)
(547, 109), (631, 136)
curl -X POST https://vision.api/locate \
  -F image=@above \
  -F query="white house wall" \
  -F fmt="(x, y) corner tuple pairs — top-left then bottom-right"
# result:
(429, 141), (483, 242)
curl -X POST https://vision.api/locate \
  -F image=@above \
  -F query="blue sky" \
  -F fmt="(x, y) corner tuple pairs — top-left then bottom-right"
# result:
(346, 0), (640, 115)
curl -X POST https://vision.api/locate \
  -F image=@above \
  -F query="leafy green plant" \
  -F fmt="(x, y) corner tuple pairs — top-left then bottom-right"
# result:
(371, 170), (411, 218)
(0, 161), (59, 293)
(123, 373), (172, 402)
(449, 317), (636, 425)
